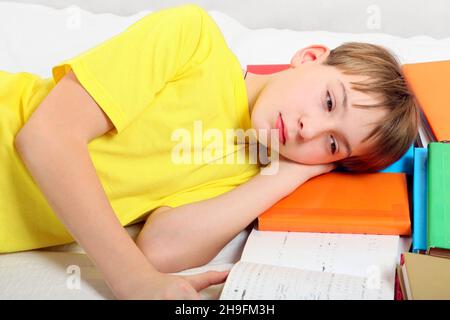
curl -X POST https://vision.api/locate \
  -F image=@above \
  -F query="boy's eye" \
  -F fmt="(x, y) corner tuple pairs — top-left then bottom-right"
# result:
(330, 135), (337, 155)
(326, 91), (333, 112)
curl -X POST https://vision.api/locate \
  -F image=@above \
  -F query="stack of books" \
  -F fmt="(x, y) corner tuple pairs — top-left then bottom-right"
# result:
(398, 251), (450, 300)
(221, 158), (414, 300)
(397, 60), (450, 300)
(403, 60), (450, 253)
(412, 143), (450, 254)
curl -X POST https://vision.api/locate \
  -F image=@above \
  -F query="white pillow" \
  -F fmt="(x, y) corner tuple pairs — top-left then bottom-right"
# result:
(2, 1), (450, 79)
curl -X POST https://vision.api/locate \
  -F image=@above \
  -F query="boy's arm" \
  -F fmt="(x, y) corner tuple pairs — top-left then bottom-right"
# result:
(136, 159), (334, 273)
(15, 70), (229, 299)
(14, 70), (158, 297)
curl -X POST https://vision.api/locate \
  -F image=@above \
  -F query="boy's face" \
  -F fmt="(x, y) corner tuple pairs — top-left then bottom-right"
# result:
(250, 45), (387, 165)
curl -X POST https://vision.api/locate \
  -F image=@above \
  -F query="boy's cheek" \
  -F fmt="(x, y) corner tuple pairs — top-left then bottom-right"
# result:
(281, 145), (328, 165)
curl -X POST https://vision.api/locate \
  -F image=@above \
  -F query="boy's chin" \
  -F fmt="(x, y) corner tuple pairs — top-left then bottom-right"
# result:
(259, 139), (281, 155)
(255, 131), (281, 150)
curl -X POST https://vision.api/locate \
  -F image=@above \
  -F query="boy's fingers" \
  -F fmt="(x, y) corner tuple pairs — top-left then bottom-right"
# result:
(185, 289), (201, 300)
(184, 270), (230, 292)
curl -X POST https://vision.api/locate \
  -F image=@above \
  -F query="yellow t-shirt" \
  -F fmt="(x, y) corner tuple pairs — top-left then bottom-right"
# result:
(0, 4), (260, 253)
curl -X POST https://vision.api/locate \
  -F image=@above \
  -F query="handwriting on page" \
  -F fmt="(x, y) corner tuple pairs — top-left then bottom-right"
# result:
(240, 230), (399, 299)
(220, 261), (381, 300)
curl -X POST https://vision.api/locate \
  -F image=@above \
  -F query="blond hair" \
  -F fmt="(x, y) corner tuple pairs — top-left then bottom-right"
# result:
(323, 42), (419, 172)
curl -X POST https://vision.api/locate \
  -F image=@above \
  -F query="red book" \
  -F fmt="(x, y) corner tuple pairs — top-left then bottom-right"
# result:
(247, 64), (290, 74)
(395, 256), (405, 300)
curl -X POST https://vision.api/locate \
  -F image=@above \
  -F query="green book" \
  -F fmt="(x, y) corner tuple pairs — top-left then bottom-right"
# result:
(427, 141), (450, 250)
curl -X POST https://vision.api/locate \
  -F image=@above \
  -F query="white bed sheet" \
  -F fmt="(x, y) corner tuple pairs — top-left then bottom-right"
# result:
(31, 222), (253, 300)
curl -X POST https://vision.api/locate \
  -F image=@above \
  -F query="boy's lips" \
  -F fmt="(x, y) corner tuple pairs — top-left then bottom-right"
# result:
(276, 113), (287, 145)
(282, 115), (288, 144)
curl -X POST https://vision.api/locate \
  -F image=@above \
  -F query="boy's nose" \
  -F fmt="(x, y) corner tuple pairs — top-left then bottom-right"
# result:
(297, 118), (305, 141)
(297, 117), (318, 141)
(297, 116), (332, 142)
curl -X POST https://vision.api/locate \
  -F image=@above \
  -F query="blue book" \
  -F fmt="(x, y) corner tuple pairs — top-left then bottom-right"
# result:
(412, 147), (428, 252)
(336, 144), (415, 173)
(380, 144), (415, 174)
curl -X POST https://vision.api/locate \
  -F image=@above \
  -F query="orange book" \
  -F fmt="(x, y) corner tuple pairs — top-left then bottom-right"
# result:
(402, 60), (450, 141)
(258, 172), (411, 235)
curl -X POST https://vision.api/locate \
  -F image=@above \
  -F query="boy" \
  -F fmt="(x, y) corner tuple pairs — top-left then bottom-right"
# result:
(1, 4), (418, 299)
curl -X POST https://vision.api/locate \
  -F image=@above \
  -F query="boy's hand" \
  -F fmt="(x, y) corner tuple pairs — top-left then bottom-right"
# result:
(261, 153), (336, 192)
(117, 269), (230, 300)
(278, 155), (336, 180)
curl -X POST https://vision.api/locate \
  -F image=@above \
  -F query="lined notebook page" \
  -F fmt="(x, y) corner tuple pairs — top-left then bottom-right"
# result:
(220, 261), (385, 300)
(237, 229), (400, 299)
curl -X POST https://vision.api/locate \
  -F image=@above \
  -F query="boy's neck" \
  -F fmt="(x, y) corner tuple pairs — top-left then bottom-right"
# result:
(242, 69), (274, 117)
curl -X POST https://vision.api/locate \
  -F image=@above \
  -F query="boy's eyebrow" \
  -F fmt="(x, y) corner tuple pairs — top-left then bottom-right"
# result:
(341, 134), (352, 157)
(338, 80), (352, 157)
(339, 80), (349, 111)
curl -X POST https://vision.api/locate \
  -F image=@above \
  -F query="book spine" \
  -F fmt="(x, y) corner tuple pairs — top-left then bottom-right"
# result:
(412, 147), (428, 252)
(258, 216), (410, 235)
(427, 247), (450, 259)
(427, 142), (450, 250)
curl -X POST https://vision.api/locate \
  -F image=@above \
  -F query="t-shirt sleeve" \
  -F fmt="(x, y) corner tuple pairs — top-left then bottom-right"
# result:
(52, 4), (208, 135)
(158, 168), (260, 209)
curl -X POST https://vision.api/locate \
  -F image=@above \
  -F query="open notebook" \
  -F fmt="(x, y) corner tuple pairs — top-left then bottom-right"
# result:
(220, 228), (411, 300)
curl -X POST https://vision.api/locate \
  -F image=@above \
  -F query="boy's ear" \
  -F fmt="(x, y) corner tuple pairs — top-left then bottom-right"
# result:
(291, 45), (330, 67)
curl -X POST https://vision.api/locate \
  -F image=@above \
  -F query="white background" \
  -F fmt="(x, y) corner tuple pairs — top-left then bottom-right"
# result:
(2, 0), (450, 38)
